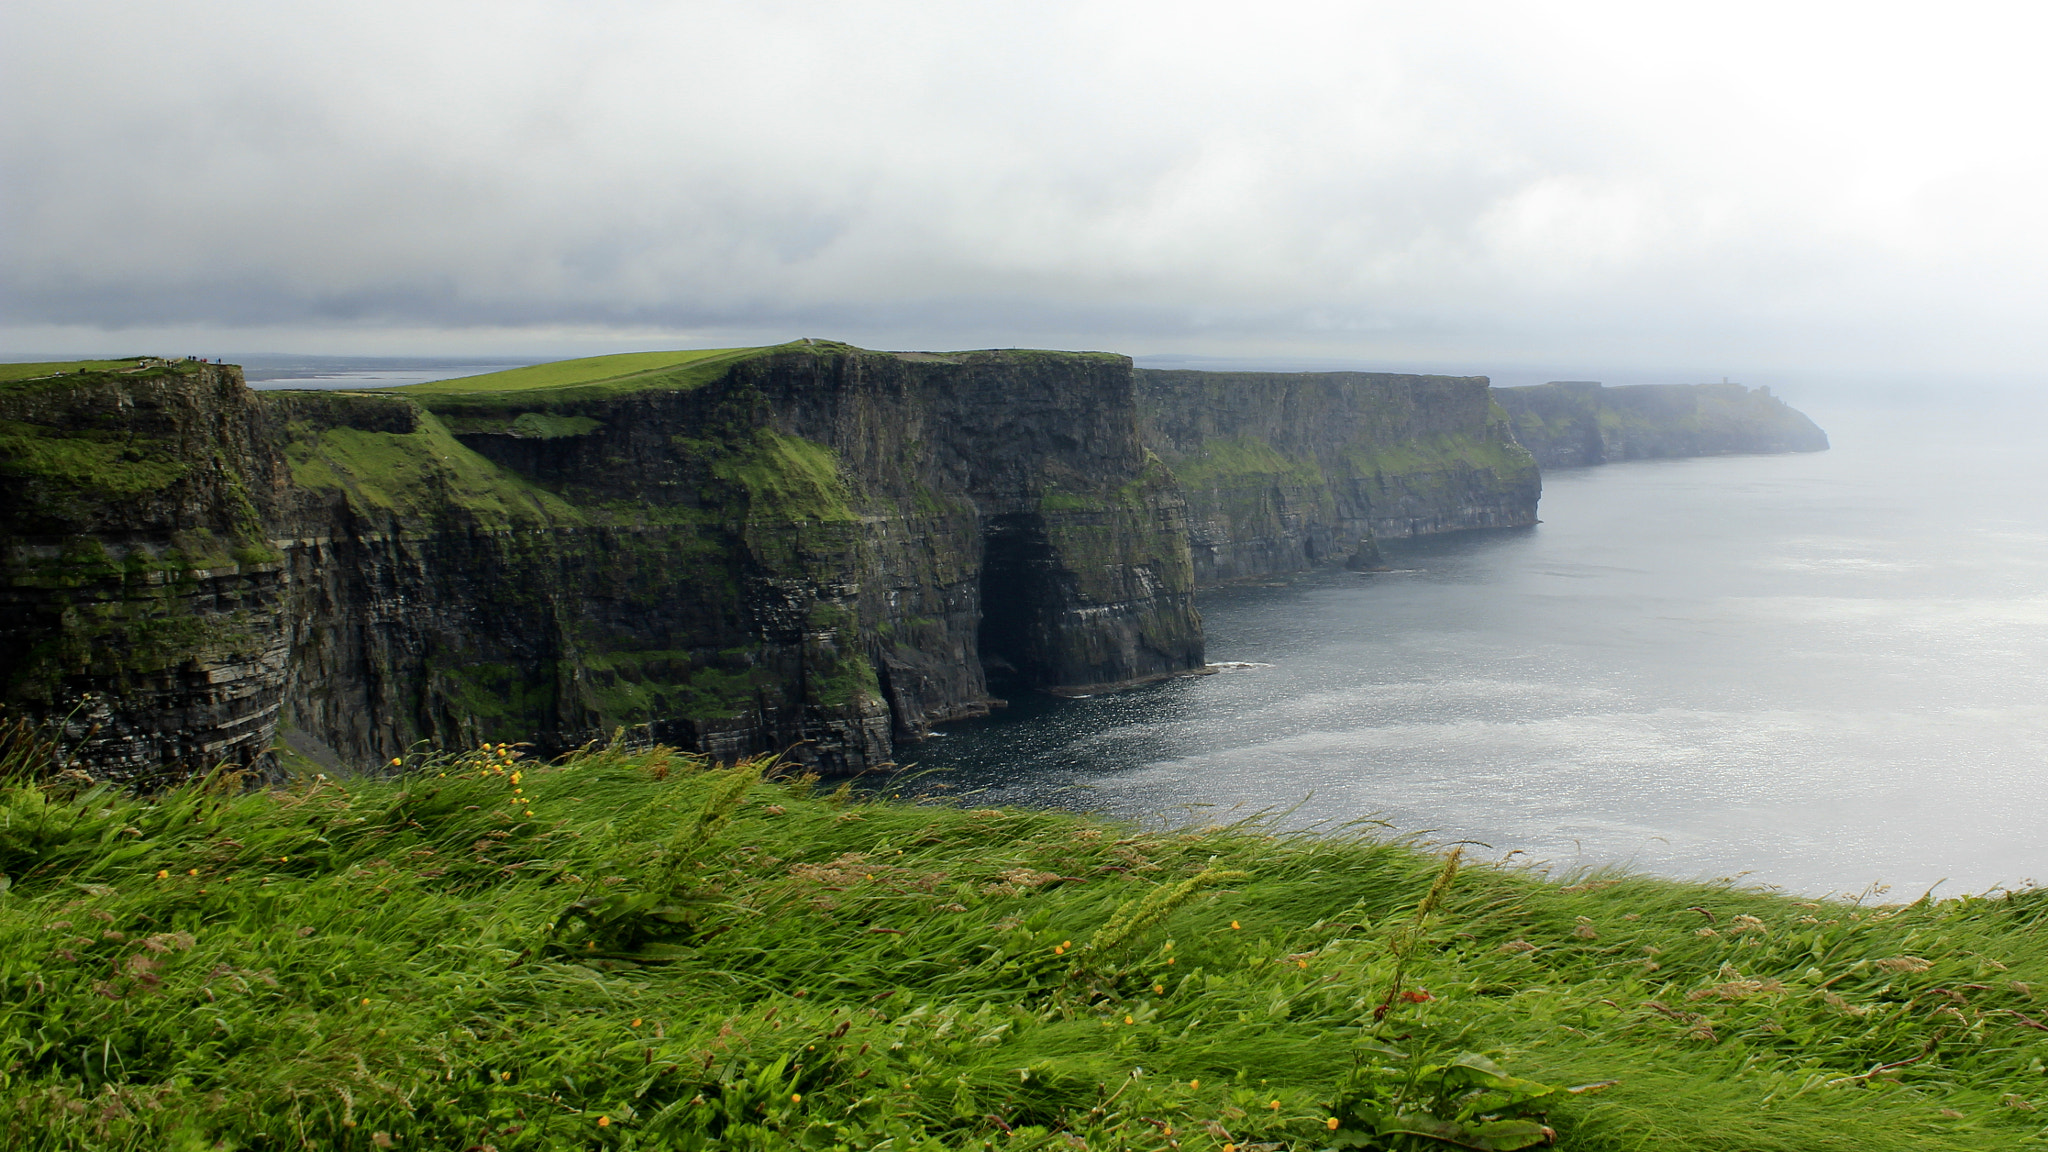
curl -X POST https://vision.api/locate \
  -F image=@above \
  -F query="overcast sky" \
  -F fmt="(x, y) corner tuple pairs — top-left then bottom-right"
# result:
(6, 0), (2047, 377)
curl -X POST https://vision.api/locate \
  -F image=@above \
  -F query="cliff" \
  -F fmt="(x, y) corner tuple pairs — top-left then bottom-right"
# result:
(0, 347), (1202, 784)
(1492, 380), (1829, 468)
(1135, 369), (1540, 585)
(2, 348), (1548, 785)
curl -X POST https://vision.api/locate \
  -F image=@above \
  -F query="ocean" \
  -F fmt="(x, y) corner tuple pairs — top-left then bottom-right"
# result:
(898, 393), (2048, 899)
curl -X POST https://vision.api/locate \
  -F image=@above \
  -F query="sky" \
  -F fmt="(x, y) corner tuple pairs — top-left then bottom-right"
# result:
(6, 0), (2048, 378)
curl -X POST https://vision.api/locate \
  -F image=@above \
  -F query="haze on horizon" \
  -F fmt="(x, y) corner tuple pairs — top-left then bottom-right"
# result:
(5, 0), (2046, 382)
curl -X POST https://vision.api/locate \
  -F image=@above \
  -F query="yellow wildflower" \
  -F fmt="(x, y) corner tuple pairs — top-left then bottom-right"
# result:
(596, 1116), (610, 1127)
(390, 758), (401, 766)
(1231, 921), (1241, 930)
(1189, 1079), (1199, 1090)
(156, 870), (169, 879)
(1328, 1117), (1341, 1130)
(791, 1093), (802, 1104)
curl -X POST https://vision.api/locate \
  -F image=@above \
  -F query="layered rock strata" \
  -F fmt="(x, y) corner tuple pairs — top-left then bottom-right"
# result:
(1, 347), (1203, 783)
(1492, 381), (1829, 468)
(1135, 369), (1541, 586)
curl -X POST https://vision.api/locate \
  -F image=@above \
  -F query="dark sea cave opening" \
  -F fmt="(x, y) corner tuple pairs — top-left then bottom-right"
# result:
(975, 513), (1060, 695)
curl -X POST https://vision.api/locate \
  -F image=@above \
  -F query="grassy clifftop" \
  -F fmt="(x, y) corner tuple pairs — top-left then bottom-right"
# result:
(1, 739), (2040, 1151)
(396, 347), (778, 404)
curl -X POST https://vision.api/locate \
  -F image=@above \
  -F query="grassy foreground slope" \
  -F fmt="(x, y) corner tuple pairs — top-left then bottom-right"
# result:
(0, 744), (2043, 1151)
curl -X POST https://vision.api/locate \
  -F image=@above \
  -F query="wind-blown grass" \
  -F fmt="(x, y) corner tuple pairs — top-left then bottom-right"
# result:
(0, 739), (2042, 1150)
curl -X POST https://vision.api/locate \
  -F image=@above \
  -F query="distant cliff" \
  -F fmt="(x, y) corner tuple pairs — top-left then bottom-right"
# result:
(1492, 380), (1828, 468)
(1, 348), (1547, 784)
(1136, 370), (1540, 586)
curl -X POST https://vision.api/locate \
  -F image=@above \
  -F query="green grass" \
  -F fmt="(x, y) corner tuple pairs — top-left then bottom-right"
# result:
(0, 360), (155, 385)
(282, 411), (586, 527)
(394, 348), (773, 402)
(709, 428), (861, 525)
(0, 740), (2043, 1151)
(0, 419), (191, 498)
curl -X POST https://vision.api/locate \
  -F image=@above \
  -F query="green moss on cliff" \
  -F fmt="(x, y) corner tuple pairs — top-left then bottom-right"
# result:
(709, 429), (859, 524)
(283, 411), (584, 528)
(512, 412), (602, 439)
(577, 650), (772, 723)
(1346, 430), (1531, 479)
(801, 603), (882, 710)
(0, 419), (191, 497)
(1168, 435), (1328, 494)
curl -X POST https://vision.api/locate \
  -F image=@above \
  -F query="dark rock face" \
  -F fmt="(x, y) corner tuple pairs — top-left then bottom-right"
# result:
(0, 348), (1203, 784)
(1135, 369), (1541, 586)
(0, 364), (293, 782)
(1493, 381), (1829, 468)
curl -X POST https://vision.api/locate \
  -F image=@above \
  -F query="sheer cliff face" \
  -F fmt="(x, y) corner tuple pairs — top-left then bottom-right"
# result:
(1, 348), (1546, 785)
(1135, 370), (1541, 586)
(1493, 381), (1830, 468)
(0, 348), (1203, 784)
(0, 364), (291, 781)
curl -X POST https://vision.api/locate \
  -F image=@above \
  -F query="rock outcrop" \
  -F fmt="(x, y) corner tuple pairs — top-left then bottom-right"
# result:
(1492, 381), (1828, 468)
(1135, 370), (1540, 586)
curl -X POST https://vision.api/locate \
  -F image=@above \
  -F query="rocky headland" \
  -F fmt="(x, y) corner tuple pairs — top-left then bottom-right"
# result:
(1492, 380), (1829, 468)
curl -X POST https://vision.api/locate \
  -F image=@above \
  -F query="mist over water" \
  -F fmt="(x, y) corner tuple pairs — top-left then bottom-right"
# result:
(900, 394), (2048, 898)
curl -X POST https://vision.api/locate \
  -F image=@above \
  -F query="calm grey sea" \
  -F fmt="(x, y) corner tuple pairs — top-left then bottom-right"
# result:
(901, 394), (2048, 899)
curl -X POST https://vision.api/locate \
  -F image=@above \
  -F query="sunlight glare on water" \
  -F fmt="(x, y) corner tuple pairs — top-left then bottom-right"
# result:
(901, 395), (2048, 898)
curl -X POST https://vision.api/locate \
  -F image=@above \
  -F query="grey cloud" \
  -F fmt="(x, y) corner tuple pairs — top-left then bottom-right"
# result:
(6, 0), (2048, 372)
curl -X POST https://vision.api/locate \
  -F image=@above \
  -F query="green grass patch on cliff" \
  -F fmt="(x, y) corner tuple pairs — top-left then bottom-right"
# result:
(394, 347), (773, 403)
(572, 651), (777, 724)
(708, 428), (860, 525)
(283, 411), (586, 528)
(0, 744), (2042, 1151)
(0, 359), (158, 385)
(1347, 431), (1535, 482)
(1165, 435), (1329, 495)
(0, 419), (191, 498)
